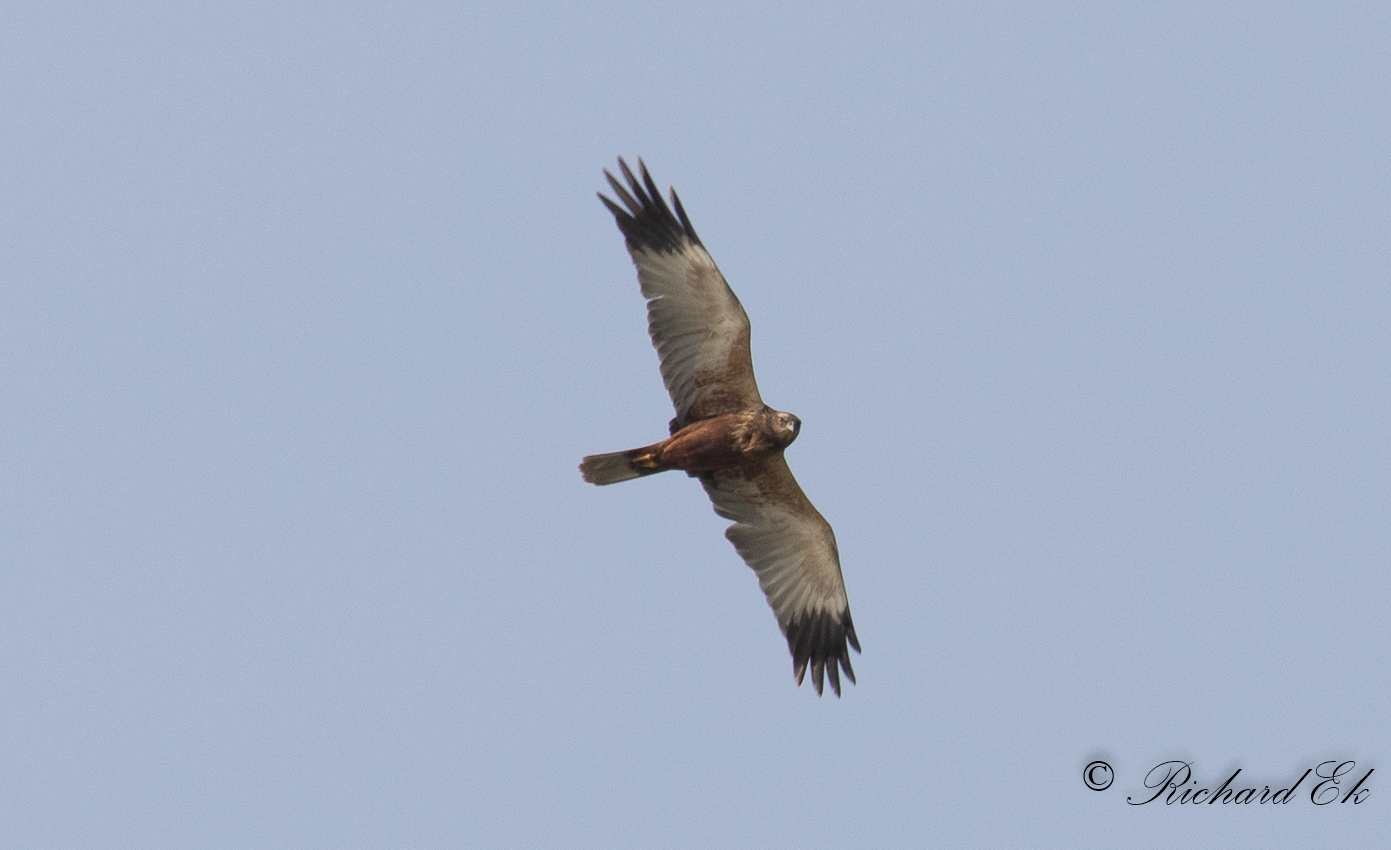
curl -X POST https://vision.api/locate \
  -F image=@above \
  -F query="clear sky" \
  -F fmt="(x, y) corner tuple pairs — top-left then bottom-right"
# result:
(2, 2), (1387, 847)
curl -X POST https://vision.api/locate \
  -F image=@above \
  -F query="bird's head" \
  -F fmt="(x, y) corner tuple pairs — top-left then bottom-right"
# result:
(771, 410), (802, 446)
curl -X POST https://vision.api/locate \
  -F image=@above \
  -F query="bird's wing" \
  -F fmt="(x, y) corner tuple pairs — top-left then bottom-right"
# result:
(701, 455), (859, 696)
(600, 158), (762, 426)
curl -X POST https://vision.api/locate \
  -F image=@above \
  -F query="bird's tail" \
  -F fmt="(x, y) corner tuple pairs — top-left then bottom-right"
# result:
(579, 444), (665, 485)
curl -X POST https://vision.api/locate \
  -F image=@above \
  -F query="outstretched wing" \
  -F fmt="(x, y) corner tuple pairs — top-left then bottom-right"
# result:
(600, 158), (762, 426)
(701, 455), (860, 696)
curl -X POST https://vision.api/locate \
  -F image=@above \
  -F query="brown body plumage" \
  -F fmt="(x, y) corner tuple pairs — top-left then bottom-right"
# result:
(581, 408), (799, 483)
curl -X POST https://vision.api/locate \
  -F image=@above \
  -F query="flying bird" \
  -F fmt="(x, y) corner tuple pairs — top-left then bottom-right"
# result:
(580, 158), (860, 696)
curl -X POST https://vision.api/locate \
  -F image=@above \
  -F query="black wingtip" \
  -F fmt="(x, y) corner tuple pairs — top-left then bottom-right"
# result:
(597, 157), (703, 252)
(786, 608), (859, 698)
(844, 609), (861, 654)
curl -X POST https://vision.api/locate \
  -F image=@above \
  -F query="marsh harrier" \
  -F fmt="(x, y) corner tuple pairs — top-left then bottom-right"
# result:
(580, 159), (859, 696)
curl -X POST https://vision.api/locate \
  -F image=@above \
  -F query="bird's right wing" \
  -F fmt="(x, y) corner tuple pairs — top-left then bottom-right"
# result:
(600, 158), (763, 426)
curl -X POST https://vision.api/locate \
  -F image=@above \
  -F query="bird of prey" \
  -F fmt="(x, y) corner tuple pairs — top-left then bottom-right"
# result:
(580, 158), (859, 696)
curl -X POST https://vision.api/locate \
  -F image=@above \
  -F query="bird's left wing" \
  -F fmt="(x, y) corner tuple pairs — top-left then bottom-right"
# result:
(701, 455), (860, 696)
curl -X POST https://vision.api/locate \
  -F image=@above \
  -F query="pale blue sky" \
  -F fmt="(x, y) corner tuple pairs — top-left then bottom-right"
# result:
(2, 2), (1387, 847)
